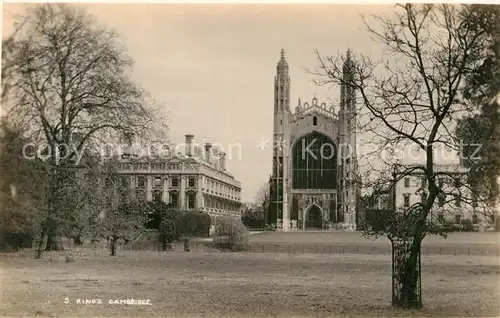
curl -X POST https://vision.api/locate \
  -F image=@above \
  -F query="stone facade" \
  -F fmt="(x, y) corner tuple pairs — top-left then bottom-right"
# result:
(116, 134), (242, 218)
(392, 164), (491, 228)
(268, 50), (359, 231)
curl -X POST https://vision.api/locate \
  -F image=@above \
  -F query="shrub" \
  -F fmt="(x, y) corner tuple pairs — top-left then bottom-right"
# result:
(177, 211), (198, 238)
(159, 211), (179, 251)
(156, 209), (212, 251)
(213, 216), (249, 251)
(0, 232), (33, 252)
(128, 229), (159, 250)
(145, 201), (169, 229)
(241, 209), (265, 229)
(196, 213), (211, 237)
(175, 211), (212, 238)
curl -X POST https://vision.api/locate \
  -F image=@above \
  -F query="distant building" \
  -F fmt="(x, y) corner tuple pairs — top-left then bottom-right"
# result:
(390, 163), (490, 228)
(116, 134), (242, 218)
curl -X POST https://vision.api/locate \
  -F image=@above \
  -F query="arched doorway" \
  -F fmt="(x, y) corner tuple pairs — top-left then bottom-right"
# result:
(305, 205), (323, 229)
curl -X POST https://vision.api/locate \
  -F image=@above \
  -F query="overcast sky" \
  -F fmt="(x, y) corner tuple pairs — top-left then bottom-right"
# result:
(3, 3), (404, 201)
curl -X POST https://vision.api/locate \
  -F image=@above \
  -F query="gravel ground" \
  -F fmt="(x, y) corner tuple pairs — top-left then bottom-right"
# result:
(1, 250), (499, 317)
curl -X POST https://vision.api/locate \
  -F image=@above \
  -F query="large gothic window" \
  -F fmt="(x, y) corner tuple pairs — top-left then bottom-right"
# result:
(292, 131), (337, 189)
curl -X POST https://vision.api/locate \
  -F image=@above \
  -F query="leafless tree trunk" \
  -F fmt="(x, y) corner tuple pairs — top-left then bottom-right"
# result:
(311, 4), (497, 308)
(2, 4), (168, 255)
(109, 235), (118, 256)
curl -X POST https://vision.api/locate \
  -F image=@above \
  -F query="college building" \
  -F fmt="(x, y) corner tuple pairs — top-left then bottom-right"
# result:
(367, 163), (493, 230)
(115, 134), (242, 218)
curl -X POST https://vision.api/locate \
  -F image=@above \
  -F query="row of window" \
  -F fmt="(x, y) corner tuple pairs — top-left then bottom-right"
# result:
(437, 214), (479, 225)
(403, 176), (465, 189)
(151, 191), (196, 209)
(120, 162), (183, 171)
(136, 176), (191, 188)
(150, 190), (239, 212)
(136, 176), (236, 190)
(145, 176), (241, 196)
(402, 193), (478, 208)
(204, 195), (240, 211)
(204, 178), (239, 196)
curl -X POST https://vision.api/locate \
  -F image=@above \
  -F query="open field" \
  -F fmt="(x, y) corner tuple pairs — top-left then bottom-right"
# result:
(1, 250), (499, 317)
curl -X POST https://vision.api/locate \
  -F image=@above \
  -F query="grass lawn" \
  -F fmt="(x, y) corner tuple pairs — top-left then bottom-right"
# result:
(244, 231), (500, 256)
(1, 249), (499, 317)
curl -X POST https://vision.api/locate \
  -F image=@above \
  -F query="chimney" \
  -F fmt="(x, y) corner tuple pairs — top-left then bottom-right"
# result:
(204, 143), (212, 163)
(185, 134), (194, 157)
(220, 152), (226, 171)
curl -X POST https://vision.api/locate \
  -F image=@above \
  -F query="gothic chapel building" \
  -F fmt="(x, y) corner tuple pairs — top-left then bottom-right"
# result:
(268, 50), (359, 231)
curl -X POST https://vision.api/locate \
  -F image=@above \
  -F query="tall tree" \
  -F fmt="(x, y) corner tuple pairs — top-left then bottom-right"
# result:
(251, 182), (270, 226)
(1, 118), (102, 257)
(312, 4), (497, 309)
(0, 119), (48, 245)
(455, 5), (500, 217)
(1, 4), (168, 250)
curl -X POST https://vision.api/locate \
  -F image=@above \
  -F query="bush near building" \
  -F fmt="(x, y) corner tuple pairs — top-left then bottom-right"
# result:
(144, 202), (211, 250)
(213, 216), (249, 251)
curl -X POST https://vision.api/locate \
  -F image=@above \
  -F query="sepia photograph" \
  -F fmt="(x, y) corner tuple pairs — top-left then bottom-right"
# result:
(1, 1), (499, 317)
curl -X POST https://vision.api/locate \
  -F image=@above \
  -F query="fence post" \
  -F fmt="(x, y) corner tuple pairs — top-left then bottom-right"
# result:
(454, 247), (456, 256)
(329, 246), (332, 254)
(262, 244), (265, 252)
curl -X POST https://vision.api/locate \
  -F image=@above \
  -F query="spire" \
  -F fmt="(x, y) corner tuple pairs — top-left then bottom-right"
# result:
(343, 48), (355, 75)
(341, 48), (356, 113)
(277, 48), (288, 72)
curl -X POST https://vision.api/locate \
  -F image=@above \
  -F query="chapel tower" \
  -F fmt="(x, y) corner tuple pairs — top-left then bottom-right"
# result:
(269, 49), (292, 230)
(338, 49), (358, 229)
(267, 49), (358, 231)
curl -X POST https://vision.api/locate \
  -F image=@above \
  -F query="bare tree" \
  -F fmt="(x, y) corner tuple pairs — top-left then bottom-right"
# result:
(85, 159), (148, 256)
(1, 4), (168, 250)
(311, 4), (497, 308)
(248, 182), (269, 227)
(255, 183), (270, 214)
(0, 118), (92, 257)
